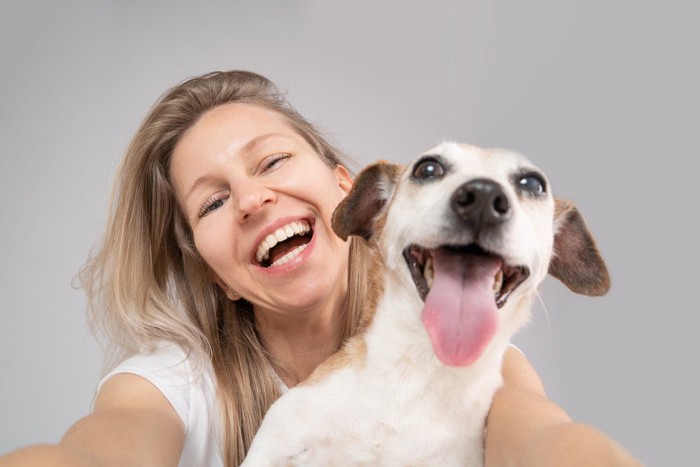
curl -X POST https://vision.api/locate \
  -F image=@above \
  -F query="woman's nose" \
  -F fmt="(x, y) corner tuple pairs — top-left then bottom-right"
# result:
(234, 180), (276, 222)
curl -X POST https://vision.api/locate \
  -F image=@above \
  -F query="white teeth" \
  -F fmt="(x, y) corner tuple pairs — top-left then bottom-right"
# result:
(269, 243), (308, 267)
(424, 256), (434, 290)
(255, 220), (311, 264)
(493, 270), (503, 295)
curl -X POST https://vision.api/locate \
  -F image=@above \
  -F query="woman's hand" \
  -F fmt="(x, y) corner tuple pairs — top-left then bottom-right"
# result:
(485, 347), (642, 467)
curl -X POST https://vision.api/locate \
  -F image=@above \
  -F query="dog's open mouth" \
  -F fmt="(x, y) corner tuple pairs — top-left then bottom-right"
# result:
(403, 244), (529, 308)
(403, 244), (530, 367)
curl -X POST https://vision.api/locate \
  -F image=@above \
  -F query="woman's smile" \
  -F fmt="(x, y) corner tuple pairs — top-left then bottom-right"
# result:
(169, 102), (353, 313)
(252, 216), (314, 268)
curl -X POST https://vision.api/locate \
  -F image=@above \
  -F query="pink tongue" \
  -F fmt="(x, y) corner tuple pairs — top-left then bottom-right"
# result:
(422, 250), (502, 367)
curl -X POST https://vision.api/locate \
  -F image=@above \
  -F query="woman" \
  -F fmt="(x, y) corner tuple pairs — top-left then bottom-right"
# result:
(0, 70), (640, 466)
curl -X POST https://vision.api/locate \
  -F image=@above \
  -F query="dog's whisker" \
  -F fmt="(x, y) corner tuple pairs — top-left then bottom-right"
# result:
(534, 290), (552, 333)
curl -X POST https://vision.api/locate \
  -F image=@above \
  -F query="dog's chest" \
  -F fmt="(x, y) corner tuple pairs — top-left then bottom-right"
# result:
(242, 360), (500, 466)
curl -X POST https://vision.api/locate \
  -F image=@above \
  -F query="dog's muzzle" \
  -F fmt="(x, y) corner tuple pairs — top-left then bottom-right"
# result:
(401, 180), (530, 367)
(405, 178), (529, 307)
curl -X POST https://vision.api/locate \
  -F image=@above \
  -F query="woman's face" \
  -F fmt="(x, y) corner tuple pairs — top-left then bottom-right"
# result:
(170, 103), (353, 317)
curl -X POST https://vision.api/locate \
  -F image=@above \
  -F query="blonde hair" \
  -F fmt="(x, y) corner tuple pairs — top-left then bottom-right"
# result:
(80, 70), (369, 465)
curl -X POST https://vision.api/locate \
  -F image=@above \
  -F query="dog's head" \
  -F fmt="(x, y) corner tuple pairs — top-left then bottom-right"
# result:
(333, 142), (610, 367)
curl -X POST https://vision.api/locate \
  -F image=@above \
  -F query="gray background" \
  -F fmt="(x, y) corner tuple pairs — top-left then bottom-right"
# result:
(1, 1), (697, 465)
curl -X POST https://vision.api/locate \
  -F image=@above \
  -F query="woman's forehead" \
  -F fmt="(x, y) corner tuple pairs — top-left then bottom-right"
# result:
(190, 102), (295, 139)
(174, 104), (301, 162)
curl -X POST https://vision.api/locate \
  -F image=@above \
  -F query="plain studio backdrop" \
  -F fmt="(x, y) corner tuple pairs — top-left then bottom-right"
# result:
(1, 1), (697, 465)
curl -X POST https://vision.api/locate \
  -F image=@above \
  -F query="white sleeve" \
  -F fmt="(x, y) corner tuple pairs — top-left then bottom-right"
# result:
(97, 343), (194, 426)
(96, 342), (223, 466)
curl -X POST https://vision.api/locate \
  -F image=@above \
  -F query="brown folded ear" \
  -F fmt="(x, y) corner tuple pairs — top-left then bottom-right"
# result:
(548, 198), (611, 296)
(332, 161), (402, 241)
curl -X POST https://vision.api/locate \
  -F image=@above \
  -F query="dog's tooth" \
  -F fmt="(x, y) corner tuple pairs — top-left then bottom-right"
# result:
(284, 225), (294, 237)
(493, 270), (503, 294)
(424, 257), (434, 289)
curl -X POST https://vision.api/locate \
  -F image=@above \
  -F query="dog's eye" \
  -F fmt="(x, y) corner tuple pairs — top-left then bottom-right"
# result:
(412, 159), (445, 180)
(517, 173), (547, 194)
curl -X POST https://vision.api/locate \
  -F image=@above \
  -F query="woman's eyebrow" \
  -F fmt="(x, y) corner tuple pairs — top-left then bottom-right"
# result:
(241, 132), (292, 156)
(183, 174), (218, 206)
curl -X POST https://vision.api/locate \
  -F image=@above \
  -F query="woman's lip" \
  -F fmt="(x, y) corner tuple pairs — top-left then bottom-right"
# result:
(252, 226), (317, 276)
(250, 215), (316, 265)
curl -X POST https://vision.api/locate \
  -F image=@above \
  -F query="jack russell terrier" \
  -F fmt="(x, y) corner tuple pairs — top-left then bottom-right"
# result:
(241, 142), (610, 466)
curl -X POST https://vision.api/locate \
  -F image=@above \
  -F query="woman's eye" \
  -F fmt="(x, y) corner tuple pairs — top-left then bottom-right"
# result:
(199, 197), (226, 218)
(412, 158), (445, 180)
(517, 173), (547, 194)
(261, 153), (290, 173)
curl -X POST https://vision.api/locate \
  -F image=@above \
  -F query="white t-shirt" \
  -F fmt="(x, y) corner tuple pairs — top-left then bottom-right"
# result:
(98, 342), (521, 465)
(98, 342), (224, 467)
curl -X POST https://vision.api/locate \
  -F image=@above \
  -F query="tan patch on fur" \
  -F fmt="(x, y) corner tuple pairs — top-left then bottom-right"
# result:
(302, 210), (389, 386)
(358, 212), (389, 329)
(302, 338), (368, 386)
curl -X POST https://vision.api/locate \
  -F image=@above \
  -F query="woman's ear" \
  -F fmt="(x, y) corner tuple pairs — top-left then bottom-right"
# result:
(335, 164), (354, 195)
(208, 269), (241, 301)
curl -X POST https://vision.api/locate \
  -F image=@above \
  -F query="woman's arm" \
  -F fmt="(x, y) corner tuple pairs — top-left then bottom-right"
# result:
(485, 347), (642, 467)
(0, 374), (185, 467)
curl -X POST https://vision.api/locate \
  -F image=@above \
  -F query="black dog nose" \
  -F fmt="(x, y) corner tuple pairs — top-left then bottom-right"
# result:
(451, 179), (511, 229)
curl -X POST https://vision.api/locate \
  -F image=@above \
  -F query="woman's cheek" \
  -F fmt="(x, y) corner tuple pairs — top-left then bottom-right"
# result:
(193, 225), (221, 268)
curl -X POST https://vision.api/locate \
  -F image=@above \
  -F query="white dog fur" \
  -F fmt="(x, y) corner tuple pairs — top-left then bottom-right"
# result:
(241, 142), (610, 466)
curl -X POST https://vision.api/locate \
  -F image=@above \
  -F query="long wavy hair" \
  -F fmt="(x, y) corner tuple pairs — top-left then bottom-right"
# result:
(79, 70), (369, 465)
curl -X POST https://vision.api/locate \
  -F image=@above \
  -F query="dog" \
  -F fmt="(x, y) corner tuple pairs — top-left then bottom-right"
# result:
(241, 142), (610, 466)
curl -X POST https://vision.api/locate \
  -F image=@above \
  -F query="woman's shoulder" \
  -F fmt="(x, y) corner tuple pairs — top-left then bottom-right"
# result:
(100, 342), (200, 383)
(96, 341), (223, 466)
(98, 341), (217, 422)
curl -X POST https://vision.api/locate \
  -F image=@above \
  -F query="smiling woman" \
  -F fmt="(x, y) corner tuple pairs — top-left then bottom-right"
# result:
(82, 72), (371, 467)
(0, 70), (641, 467)
(169, 103), (354, 321)
(10, 70), (370, 467)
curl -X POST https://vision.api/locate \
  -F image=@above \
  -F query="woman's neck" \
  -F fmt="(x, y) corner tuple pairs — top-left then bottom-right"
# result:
(254, 295), (345, 387)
